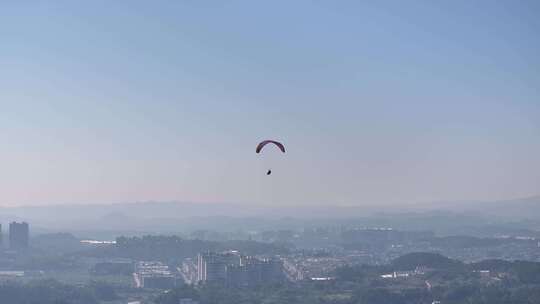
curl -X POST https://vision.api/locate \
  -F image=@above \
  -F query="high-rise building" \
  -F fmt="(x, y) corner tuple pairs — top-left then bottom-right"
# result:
(9, 222), (29, 250)
(197, 251), (241, 283)
(197, 251), (284, 286)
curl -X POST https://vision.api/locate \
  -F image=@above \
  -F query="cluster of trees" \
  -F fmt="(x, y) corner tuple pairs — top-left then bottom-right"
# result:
(80, 235), (290, 263)
(154, 282), (540, 304)
(430, 283), (540, 304)
(30, 233), (84, 255)
(471, 259), (540, 284)
(388, 252), (540, 285)
(391, 252), (465, 270)
(380, 252), (540, 285)
(2, 233), (85, 271)
(154, 283), (334, 304)
(426, 235), (505, 249)
(5, 277), (538, 304)
(0, 279), (117, 304)
(11, 254), (79, 271)
(353, 284), (540, 304)
(331, 253), (540, 304)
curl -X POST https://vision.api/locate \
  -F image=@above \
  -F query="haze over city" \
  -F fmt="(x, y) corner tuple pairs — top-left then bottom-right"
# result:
(2, 2), (540, 304)
(2, 1), (539, 207)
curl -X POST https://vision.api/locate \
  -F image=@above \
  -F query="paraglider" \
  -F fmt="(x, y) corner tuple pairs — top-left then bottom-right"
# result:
(256, 140), (285, 154)
(256, 140), (285, 175)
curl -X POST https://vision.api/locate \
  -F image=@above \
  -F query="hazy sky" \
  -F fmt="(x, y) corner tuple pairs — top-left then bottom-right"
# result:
(1, 1), (539, 207)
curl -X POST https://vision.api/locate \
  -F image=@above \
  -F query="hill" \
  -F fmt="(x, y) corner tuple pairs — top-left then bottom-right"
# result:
(391, 252), (464, 271)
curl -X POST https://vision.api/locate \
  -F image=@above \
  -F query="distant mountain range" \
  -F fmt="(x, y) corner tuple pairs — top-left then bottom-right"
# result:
(2, 194), (538, 220)
(1, 195), (538, 237)
(430, 195), (540, 219)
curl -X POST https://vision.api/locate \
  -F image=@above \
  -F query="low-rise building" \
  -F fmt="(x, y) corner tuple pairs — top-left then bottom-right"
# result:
(179, 299), (199, 304)
(227, 256), (284, 287)
(135, 261), (176, 289)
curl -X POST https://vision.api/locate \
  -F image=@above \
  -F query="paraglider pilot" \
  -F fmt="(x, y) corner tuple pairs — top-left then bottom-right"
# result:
(256, 140), (285, 176)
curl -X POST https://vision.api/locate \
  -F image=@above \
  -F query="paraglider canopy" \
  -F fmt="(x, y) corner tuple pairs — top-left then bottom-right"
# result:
(256, 140), (285, 176)
(256, 140), (285, 153)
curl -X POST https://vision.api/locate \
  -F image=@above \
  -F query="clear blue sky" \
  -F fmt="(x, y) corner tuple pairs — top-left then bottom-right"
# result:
(1, 1), (539, 206)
